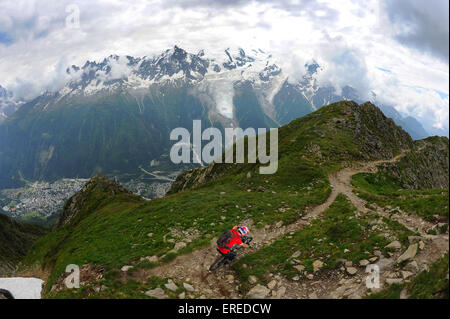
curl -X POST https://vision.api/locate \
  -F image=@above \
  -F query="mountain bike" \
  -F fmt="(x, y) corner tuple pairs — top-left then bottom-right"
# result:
(209, 236), (252, 271)
(0, 289), (14, 299)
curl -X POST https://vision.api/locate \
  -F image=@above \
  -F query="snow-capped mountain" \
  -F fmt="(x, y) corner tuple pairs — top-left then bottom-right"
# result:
(32, 46), (366, 129)
(58, 46), (283, 120)
(0, 46), (430, 188)
(62, 46), (280, 93)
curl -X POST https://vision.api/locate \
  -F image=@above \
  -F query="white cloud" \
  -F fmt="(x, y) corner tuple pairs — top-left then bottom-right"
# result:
(0, 0), (448, 134)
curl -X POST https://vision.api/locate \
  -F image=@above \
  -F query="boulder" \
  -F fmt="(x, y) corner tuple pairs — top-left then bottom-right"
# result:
(121, 265), (133, 272)
(408, 236), (424, 244)
(401, 271), (414, 279)
(385, 241), (401, 250)
(404, 261), (419, 273)
(396, 244), (418, 264)
(247, 284), (270, 299)
(165, 281), (178, 292)
(359, 259), (370, 266)
(346, 267), (358, 275)
(275, 286), (286, 298)
(376, 258), (394, 272)
(183, 283), (195, 292)
(145, 288), (168, 299)
(385, 278), (403, 285)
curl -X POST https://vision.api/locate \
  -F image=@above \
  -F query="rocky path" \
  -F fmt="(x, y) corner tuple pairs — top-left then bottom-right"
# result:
(127, 154), (448, 299)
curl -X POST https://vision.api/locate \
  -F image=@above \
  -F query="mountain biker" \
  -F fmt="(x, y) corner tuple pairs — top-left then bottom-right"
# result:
(216, 225), (250, 264)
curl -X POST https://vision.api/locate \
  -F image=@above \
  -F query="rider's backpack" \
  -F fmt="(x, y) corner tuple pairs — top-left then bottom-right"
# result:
(217, 230), (237, 249)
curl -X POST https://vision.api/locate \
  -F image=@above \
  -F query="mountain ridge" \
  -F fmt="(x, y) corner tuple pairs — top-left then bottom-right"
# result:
(17, 100), (448, 299)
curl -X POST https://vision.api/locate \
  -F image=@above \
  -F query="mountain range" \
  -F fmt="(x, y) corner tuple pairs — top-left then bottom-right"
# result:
(0, 46), (434, 189)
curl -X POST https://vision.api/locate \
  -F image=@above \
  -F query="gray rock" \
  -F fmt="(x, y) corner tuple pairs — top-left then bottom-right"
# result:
(385, 278), (403, 285)
(145, 288), (168, 299)
(407, 236), (424, 243)
(183, 283), (195, 292)
(401, 271), (414, 279)
(267, 280), (277, 290)
(247, 284), (270, 299)
(121, 265), (133, 272)
(178, 292), (185, 299)
(404, 260), (419, 273)
(376, 258), (395, 272)
(397, 244), (418, 264)
(359, 259), (370, 266)
(385, 241), (402, 250)
(346, 267), (358, 275)
(275, 286), (286, 298)
(165, 282), (178, 292)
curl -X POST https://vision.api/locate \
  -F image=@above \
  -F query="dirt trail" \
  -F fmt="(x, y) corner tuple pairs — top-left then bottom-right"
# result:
(129, 153), (448, 299)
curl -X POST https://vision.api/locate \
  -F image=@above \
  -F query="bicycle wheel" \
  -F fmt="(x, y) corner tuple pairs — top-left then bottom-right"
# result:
(209, 256), (226, 271)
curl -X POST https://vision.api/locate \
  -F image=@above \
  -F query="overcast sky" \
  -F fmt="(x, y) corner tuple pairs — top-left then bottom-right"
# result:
(0, 0), (448, 134)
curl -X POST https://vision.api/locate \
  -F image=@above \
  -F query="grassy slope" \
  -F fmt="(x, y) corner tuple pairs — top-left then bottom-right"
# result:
(351, 136), (449, 221)
(233, 194), (415, 293)
(0, 213), (47, 273)
(21, 101), (417, 297)
(352, 172), (448, 221)
(367, 252), (449, 299)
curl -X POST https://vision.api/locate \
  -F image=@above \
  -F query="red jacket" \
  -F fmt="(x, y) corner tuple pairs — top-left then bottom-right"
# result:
(217, 229), (243, 255)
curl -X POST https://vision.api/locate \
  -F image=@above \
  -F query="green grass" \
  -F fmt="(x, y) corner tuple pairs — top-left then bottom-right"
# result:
(367, 252), (449, 299)
(353, 172), (449, 220)
(232, 194), (411, 292)
(22, 157), (331, 296)
(20, 100), (423, 298)
(0, 213), (47, 269)
(45, 274), (185, 299)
